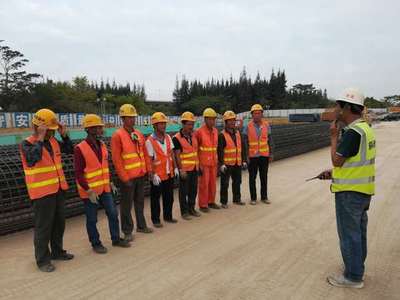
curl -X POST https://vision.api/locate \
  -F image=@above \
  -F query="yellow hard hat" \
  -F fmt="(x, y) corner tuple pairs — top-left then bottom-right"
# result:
(203, 107), (217, 118)
(32, 108), (59, 130)
(82, 114), (104, 129)
(223, 110), (236, 121)
(181, 111), (195, 122)
(151, 112), (168, 125)
(119, 104), (138, 117)
(250, 104), (263, 113)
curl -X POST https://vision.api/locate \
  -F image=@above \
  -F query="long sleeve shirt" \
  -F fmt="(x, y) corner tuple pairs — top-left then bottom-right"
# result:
(21, 135), (73, 167)
(217, 129), (247, 165)
(73, 138), (103, 191)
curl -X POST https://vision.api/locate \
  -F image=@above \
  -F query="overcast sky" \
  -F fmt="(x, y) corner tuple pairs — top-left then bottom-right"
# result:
(1, 0), (399, 101)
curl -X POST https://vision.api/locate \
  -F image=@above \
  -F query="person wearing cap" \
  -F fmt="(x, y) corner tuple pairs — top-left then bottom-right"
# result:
(111, 104), (152, 243)
(218, 111), (247, 208)
(145, 112), (179, 227)
(317, 88), (376, 289)
(74, 114), (130, 254)
(172, 112), (201, 220)
(194, 108), (220, 212)
(19, 108), (74, 272)
(242, 104), (273, 205)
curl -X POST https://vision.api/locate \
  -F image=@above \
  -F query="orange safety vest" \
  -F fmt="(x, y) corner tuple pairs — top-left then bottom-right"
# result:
(247, 120), (270, 157)
(113, 128), (147, 179)
(76, 140), (110, 199)
(196, 125), (218, 167)
(174, 131), (198, 171)
(20, 135), (68, 200)
(148, 135), (174, 181)
(222, 130), (242, 166)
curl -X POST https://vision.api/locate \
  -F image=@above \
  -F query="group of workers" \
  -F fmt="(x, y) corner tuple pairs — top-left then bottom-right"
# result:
(19, 103), (273, 273)
(19, 87), (376, 290)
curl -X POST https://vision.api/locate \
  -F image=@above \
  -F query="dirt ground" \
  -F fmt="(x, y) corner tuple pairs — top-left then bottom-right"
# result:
(0, 122), (399, 300)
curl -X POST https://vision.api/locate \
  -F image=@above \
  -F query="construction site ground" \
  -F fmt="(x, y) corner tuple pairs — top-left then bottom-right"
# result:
(0, 121), (399, 300)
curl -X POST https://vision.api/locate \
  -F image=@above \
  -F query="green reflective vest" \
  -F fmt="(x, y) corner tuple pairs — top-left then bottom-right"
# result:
(331, 121), (376, 195)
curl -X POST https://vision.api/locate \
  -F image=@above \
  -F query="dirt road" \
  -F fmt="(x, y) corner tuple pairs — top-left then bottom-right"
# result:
(1, 122), (399, 300)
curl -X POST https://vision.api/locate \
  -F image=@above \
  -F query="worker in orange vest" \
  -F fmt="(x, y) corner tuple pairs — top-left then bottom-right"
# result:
(243, 104), (273, 205)
(194, 108), (220, 212)
(111, 104), (152, 243)
(19, 109), (74, 272)
(74, 114), (130, 254)
(145, 112), (179, 227)
(172, 112), (201, 220)
(218, 111), (247, 208)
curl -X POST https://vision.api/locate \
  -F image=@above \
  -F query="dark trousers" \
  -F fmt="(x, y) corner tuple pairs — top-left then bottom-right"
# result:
(335, 191), (371, 282)
(120, 176), (147, 234)
(248, 156), (269, 201)
(32, 191), (66, 267)
(179, 170), (198, 215)
(150, 177), (174, 224)
(220, 165), (242, 204)
(83, 192), (120, 247)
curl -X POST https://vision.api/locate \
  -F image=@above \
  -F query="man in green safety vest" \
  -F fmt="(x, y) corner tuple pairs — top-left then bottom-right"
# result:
(318, 88), (376, 289)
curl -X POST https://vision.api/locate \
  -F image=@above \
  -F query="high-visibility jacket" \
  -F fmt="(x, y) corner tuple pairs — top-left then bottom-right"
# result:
(20, 135), (68, 200)
(331, 121), (376, 195)
(147, 135), (174, 181)
(196, 125), (218, 167)
(247, 120), (270, 157)
(222, 130), (242, 166)
(112, 128), (146, 180)
(76, 140), (110, 198)
(174, 132), (198, 171)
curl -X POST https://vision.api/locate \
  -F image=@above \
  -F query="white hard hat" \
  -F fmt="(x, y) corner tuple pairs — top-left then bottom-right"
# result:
(337, 88), (365, 106)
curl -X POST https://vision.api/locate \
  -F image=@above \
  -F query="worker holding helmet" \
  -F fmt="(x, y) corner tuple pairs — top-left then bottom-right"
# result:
(74, 114), (130, 254)
(19, 108), (74, 272)
(218, 111), (247, 208)
(111, 104), (152, 244)
(146, 112), (179, 227)
(317, 88), (376, 289)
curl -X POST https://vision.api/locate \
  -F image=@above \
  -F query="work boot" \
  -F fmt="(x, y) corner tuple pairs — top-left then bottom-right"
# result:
(189, 208), (201, 217)
(51, 251), (74, 261)
(233, 201), (246, 206)
(199, 207), (209, 213)
(261, 198), (271, 204)
(327, 274), (364, 289)
(182, 214), (192, 221)
(165, 218), (178, 223)
(208, 203), (220, 209)
(39, 263), (56, 272)
(93, 244), (108, 254)
(124, 233), (134, 242)
(137, 227), (153, 234)
(153, 222), (164, 228)
(112, 238), (131, 248)
(250, 200), (257, 205)
(221, 204), (228, 209)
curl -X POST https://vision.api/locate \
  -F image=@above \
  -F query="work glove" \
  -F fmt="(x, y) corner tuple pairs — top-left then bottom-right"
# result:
(220, 164), (227, 174)
(110, 182), (119, 196)
(241, 162), (248, 170)
(174, 167), (180, 178)
(87, 189), (99, 204)
(179, 169), (187, 180)
(152, 174), (161, 186)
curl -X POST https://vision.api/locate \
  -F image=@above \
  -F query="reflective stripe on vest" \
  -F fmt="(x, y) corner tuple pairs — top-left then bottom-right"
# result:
(196, 125), (218, 167)
(148, 135), (174, 181)
(174, 132), (198, 171)
(247, 120), (270, 157)
(223, 130), (242, 166)
(113, 128), (147, 179)
(76, 140), (111, 199)
(331, 121), (376, 195)
(20, 135), (68, 200)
